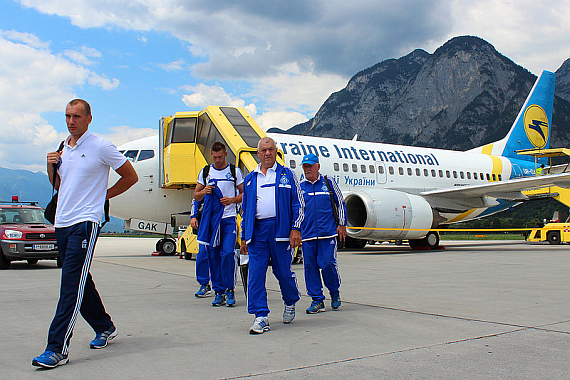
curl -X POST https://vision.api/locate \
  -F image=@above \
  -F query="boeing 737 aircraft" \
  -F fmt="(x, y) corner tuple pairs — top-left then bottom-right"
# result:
(110, 70), (570, 252)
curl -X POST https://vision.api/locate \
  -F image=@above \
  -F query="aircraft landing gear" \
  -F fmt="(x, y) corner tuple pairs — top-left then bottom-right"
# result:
(156, 238), (177, 255)
(408, 231), (440, 250)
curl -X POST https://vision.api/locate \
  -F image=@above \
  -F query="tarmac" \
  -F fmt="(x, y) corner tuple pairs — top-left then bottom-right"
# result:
(1, 238), (570, 379)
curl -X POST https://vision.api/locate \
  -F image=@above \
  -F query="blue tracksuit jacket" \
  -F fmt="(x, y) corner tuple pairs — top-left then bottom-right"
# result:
(300, 174), (347, 240)
(241, 163), (304, 244)
(197, 181), (224, 247)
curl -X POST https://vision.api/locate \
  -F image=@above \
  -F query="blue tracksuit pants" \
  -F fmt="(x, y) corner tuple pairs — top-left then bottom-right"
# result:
(47, 221), (113, 355)
(247, 218), (301, 317)
(195, 244), (210, 286)
(302, 238), (341, 302)
(207, 217), (237, 294)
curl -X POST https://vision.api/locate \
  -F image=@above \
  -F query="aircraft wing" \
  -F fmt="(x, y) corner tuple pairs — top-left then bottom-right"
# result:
(420, 172), (570, 200)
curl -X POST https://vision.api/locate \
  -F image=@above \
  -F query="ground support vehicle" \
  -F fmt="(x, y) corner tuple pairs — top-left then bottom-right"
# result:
(0, 200), (60, 269)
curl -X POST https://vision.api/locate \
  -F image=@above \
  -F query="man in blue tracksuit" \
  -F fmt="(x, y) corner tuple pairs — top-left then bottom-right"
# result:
(240, 137), (304, 334)
(195, 142), (244, 307)
(190, 199), (211, 297)
(300, 153), (347, 314)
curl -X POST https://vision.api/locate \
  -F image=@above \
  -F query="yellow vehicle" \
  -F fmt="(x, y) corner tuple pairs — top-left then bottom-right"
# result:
(526, 211), (570, 244)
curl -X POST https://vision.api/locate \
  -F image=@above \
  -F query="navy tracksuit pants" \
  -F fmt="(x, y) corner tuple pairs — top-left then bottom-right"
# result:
(302, 238), (341, 302)
(46, 221), (113, 355)
(207, 217), (237, 294)
(247, 217), (301, 317)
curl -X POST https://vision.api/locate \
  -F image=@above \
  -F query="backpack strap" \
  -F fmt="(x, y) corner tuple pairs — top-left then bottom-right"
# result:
(323, 175), (339, 226)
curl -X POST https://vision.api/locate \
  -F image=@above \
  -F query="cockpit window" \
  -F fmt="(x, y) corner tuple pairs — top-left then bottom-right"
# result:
(124, 150), (138, 162)
(137, 150), (154, 161)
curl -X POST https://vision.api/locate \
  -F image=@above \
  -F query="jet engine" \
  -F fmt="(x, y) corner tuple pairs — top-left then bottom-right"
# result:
(344, 189), (436, 241)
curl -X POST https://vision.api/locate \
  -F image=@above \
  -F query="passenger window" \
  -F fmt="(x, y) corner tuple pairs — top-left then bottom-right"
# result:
(431, 169), (436, 177)
(446, 170), (450, 178)
(343, 163), (349, 172)
(398, 167), (404, 175)
(460, 171), (464, 179)
(389, 166), (394, 175)
(352, 164), (358, 173)
(467, 172), (471, 179)
(492, 173), (496, 181)
(124, 150), (138, 162)
(361, 164), (366, 173)
(473, 172), (478, 180)
(369, 165), (375, 174)
(498, 174), (502, 181)
(289, 160), (296, 169)
(416, 168), (421, 176)
(453, 171), (458, 179)
(424, 169), (428, 176)
(334, 163), (339, 171)
(480, 173), (484, 180)
(407, 168), (412, 176)
(378, 166), (385, 174)
(486, 173), (490, 180)
(439, 170), (443, 178)
(137, 150), (154, 161)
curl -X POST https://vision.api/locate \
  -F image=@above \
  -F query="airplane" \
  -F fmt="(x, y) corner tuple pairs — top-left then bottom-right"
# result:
(109, 70), (570, 253)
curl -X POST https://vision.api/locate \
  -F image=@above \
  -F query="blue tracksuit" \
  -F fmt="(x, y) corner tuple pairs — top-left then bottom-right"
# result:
(191, 200), (209, 286)
(241, 163), (304, 317)
(300, 175), (346, 302)
(197, 180), (237, 294)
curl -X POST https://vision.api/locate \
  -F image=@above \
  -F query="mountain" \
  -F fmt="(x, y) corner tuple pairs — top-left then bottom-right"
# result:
(0, 167), (124, 232)
(284, 36), (570, 151)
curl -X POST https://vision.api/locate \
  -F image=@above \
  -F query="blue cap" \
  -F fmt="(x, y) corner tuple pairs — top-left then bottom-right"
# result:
(301, 153), (319, 165)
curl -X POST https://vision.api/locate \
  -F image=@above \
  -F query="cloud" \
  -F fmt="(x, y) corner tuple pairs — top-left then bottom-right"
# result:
(97, 126), (157, 148)
(444, 0), (570, 75)
(257, 111), (308, 131)
(19, 0), (453, 79)
(181, 84), (256, 115)
(63, 46), (102, 66)
(0, 30), (120, 171)
(156, 58), (188, 72)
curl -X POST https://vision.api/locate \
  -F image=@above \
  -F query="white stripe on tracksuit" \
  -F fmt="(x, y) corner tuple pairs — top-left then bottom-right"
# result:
(61, 221), (98, 356)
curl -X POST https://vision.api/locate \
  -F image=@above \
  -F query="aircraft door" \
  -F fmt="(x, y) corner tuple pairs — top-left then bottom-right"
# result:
(375, 162), (387, 184)
(511, 163), (523, 178)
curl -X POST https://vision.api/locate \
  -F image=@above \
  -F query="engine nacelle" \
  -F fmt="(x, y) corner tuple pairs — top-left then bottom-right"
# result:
(345, 189), (435, 240)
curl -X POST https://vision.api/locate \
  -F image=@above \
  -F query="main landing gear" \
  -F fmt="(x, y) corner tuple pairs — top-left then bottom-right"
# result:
(408, 231), (440, 250)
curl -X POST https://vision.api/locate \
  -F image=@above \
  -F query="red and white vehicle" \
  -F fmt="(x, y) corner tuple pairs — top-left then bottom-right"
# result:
(0, 198), (60, 269)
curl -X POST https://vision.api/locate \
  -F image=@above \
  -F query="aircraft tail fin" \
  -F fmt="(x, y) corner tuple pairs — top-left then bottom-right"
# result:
(469, 70), (556, 163)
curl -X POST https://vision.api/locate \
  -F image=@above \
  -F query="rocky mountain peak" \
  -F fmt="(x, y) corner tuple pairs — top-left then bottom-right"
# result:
(284, 36), (570, 151)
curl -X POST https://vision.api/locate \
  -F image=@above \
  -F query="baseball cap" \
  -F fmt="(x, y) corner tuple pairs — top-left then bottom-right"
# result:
(301, 153), (319, 165)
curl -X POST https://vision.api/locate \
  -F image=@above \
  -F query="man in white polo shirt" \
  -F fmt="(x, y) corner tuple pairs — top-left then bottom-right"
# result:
(32, 99), (138, 369)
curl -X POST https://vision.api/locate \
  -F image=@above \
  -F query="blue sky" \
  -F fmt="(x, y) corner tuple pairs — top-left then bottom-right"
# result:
(1, 0), (569, 172)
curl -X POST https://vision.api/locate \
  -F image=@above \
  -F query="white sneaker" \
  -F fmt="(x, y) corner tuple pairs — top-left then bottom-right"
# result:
(249, 316), (270, 334)
(283, 304), (296, 324)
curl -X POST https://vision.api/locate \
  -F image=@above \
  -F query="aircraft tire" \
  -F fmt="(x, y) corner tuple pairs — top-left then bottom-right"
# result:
(409, 231), (439, 250)
(161, 238), (177, 255)
(547, 231), (561, 245)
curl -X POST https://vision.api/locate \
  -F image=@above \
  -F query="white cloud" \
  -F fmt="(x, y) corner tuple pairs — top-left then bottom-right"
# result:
(446, 0), (570, 75)
(63, 46), (102, 66)
(257, 111), (308, 131)
(157, 58), (187, 72)
(0, 30), (120, 171)
(181, 84), (256, 114)
(97, 126), (157, 148)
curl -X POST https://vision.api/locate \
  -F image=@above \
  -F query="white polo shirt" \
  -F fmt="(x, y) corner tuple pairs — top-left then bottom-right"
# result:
(197, 163), (244, 219)
(254, 162), (277, 219)
(55, 131), (127, 227)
